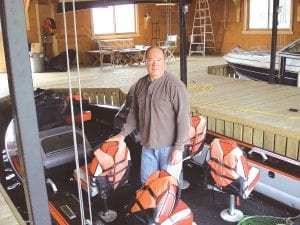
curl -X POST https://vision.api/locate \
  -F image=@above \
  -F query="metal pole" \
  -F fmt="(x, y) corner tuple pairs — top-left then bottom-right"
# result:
(0, 1), (51, 225)
(179, 0), (188, 86)
(269, 0), (279, 84)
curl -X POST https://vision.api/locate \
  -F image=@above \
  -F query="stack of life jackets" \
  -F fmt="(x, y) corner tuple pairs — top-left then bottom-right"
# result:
(126, 170), (194, 225)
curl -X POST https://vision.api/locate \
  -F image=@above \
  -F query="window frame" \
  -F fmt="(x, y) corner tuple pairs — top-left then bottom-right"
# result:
(243, 0), (293, 34)
(91, 4), (138, 37)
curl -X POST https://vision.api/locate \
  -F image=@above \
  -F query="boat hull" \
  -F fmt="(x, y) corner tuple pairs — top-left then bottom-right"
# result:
(248, 160), (300, 210)
(226, 59), (298, 86)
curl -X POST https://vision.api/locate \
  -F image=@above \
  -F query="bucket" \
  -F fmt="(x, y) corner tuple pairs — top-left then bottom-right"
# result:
(30, 53), (45, 73)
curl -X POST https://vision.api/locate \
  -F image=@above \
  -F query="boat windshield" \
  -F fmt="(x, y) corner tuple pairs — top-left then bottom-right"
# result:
(277, 39), (300, 58)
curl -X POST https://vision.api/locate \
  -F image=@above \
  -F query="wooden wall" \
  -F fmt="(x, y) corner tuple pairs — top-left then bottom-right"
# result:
(29, 0), (300, 58)
(25, 2), (189, 65)
(50, 3), (184, 64)
(1, 0), (300, 71)
(212, 0), (300, 53)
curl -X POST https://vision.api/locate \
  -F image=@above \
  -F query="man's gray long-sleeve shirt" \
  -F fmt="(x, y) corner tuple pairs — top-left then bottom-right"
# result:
(121, 72), (190, 152)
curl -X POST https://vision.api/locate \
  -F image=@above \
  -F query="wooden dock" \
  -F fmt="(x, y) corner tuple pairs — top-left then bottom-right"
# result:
(188, 75), (300, 161)
(0, 185), (24, 225)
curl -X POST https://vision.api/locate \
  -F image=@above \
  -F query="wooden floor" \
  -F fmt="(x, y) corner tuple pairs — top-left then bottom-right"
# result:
(0, 55), (300, 223)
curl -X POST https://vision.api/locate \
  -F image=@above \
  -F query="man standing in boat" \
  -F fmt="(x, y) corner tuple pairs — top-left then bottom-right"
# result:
(108, 46), (190, 184)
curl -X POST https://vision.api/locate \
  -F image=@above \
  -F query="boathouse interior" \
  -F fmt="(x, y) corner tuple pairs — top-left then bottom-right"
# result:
(0, 0), (299, 71)
(0, 1), (300, 225)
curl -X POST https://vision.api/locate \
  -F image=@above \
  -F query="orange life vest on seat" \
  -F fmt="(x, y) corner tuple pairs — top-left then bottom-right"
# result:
(185, 115), (207, 156)
(207, 138), (260, 198)
(73, 140), (130, 198)
(89, 141), (130, 190)
(208, 138), (249, 188)
(127, 170), (179, 224)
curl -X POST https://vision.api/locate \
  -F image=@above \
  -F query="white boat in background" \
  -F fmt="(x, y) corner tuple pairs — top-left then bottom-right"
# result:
(223, 39), (300, 86)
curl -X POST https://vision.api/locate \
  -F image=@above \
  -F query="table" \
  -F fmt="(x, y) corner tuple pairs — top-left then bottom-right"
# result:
(118, 48), (146, 66)
(85, 49), (115, 68)
(85, 50), (100, 66)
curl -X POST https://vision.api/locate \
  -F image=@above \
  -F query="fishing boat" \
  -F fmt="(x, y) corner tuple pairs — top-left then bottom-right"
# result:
(1, 88), (299, 225)
(1, 1), (299, 224)
(223, 39), (300, 86)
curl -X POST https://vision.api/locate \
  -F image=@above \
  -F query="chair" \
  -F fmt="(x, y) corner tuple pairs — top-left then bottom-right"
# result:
(97, 40), (115, 68)
(73, 141), (130, 222)
(99, 47), (115, 68)
(158, 34), (177, 60)
(206, 138), (260, 222)
(181, 115), (207, 189)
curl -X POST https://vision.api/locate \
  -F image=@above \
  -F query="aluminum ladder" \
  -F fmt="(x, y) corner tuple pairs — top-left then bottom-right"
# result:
(189, 0), (216, 56)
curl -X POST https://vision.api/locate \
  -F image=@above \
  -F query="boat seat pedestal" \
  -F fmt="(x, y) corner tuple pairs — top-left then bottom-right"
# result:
(220, 194), (243, 222)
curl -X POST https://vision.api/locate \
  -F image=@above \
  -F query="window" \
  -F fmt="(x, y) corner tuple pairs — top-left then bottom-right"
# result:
(92, 4), (136, 35)
(246, 0), (292, 31)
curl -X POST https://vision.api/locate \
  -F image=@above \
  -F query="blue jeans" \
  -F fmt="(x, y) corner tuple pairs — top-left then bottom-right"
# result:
(140, 146), (182, 184)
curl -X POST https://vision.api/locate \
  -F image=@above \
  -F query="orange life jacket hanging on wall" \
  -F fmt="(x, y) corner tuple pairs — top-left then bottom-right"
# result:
(43, 18), (56, 36)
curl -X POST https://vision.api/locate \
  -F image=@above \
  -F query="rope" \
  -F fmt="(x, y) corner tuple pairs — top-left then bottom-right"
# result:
(70, 0), (93, 224)
(62, 1), (88, 224)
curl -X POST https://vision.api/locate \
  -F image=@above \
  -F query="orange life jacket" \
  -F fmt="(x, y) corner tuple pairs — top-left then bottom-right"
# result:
(208, 138), (249, 188)
(128, 170), (179, 224)
(89, 141), (130, 190)
(43, 18), (56, 35)
(185, 115), (207, 156)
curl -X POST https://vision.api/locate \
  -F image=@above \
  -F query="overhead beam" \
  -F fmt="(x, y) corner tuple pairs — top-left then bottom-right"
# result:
(56, 0), (192, 12)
